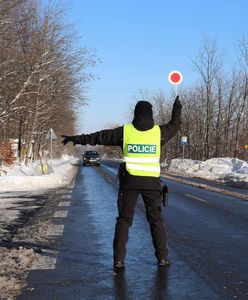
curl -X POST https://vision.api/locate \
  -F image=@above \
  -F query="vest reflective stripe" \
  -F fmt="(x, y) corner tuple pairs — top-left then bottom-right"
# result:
(123, 124), (161, 177)
(126, 163), (160, 172)
(123, 157), (160, 163)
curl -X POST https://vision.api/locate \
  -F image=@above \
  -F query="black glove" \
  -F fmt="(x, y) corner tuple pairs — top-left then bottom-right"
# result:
(173, 95), (182, 109)
(61, 135), (75, 145)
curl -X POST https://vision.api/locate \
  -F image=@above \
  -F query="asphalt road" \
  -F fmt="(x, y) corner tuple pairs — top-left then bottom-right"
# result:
(17, 163), (248, 300)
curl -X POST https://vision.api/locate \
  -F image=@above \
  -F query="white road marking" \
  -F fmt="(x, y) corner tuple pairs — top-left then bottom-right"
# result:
(54, 211), (68, 218)
(61, 194), (72, 199)
(56, 189), (66, 194)
(69, 175), (77, 189)
(184, 193), (208, 203)
(56, 189), (73, 194)
(66, 189), (73, 193)
(46, 224), (64, 236)
(58, 201), (70, 207)
(30, 249), (58, 270)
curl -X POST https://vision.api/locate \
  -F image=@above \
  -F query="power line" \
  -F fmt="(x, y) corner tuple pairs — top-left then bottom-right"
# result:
(86, 85), (164, 94)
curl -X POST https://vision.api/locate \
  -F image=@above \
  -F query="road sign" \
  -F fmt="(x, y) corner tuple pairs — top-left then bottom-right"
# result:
(181, 136), (187, 159)
(168, 70), (183, 85)
(45, 128), (57, 140)
(181, 136), (188, 145)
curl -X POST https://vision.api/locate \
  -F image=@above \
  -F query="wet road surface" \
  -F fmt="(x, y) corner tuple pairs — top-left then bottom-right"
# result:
(18, 163), (248, 299)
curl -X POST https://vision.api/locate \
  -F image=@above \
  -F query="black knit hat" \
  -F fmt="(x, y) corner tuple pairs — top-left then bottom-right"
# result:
(134, 101), (153, 117)
(132, 100), (154, 131)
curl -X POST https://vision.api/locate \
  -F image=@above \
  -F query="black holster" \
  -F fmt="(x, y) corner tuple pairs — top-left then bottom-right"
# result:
(161, 184), (169, 207)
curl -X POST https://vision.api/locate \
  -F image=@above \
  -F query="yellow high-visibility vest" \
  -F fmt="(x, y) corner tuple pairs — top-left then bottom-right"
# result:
(123, 124), (161, 177)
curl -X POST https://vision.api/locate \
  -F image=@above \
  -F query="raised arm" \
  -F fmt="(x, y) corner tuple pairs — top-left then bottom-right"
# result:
(160, 96), (182, 144)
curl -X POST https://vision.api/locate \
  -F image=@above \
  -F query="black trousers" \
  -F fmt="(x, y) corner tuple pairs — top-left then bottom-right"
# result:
(113, 189), (168, 264)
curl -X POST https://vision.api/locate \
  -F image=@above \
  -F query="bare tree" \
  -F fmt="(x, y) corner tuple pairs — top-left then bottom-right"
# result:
(0, 0), (97, 163)
(192, 36), (224, 159)
(236, 36), (248, 158)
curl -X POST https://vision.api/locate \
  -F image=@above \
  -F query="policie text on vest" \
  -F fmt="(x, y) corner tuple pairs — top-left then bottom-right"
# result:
(127, 144), (157, 154)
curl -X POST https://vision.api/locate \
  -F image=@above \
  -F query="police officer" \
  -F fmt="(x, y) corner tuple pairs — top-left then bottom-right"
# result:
(62, 96), (182, 273)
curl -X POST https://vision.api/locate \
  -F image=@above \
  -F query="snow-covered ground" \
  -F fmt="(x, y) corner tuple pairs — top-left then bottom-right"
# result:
(0, 155), (79, 192)
(0, 155), (79, 234)
(166, 157), (248, 188)
(0, 155), (79, 299)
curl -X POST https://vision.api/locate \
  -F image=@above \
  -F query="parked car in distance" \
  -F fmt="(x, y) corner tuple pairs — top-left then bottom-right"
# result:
(82, 150), (100, 166)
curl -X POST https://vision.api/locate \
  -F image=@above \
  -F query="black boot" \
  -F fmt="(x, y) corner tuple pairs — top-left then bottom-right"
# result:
(158, 259), (171, 267)
(113, 261), (125, 275)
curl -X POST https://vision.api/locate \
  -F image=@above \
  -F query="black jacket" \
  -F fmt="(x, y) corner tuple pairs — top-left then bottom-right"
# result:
(73, 99), (182, 190)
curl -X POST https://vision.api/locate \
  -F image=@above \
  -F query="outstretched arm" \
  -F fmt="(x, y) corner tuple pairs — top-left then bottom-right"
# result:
(160, 96), (182, 144)
(62, 126), (123, 147)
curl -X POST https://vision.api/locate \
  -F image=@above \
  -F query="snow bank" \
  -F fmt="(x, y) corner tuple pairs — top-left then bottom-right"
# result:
(0, 155), (79, 298)
(167, 157), (248, 187)
(0, 155), (79, 192)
